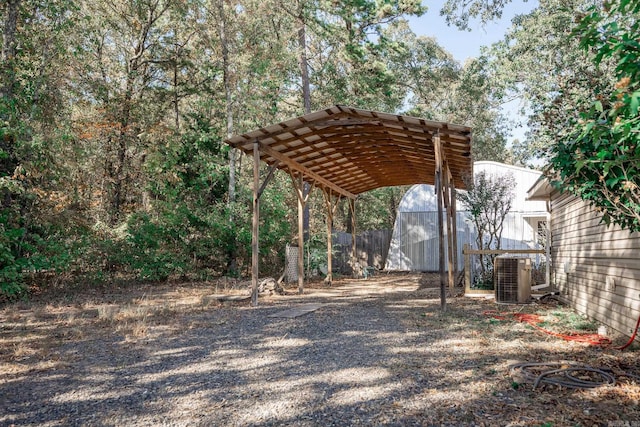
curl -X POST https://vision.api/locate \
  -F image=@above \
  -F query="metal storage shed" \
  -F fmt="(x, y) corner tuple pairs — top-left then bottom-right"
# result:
(386, 161), (548, 272)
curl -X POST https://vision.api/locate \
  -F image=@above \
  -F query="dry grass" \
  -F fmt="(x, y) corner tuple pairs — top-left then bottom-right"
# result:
(1, 273), (639, 426)
(0, 281), (223, 371)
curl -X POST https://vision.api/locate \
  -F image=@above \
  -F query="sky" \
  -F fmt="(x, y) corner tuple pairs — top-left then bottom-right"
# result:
(408, 0), (538, 63)
(407, 0), (539, 142)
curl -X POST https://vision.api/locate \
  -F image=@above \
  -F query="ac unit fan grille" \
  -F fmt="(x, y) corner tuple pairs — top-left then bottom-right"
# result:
(495, 258), (520, 303)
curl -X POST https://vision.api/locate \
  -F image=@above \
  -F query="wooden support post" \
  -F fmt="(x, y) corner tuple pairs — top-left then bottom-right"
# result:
(251, 143), (260, 306)
(434, 132), (446, 311)
(444, 163), (455, 293)
(451, 186), (458, 284)
(289, 173), (314, 294)
(323, 190), (340, 285)
(463, 244), (471, 294)
(297, 175), (305, 295)
(350, 198), (357, 278)
(326, 197), (333, 285)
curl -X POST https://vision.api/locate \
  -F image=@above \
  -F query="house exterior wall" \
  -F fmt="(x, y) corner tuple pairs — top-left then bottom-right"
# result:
(550, 191), (640, 337)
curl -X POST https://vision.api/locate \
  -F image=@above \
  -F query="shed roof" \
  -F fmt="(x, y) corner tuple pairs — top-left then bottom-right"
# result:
(225, 105), (473, 198)
(395, 161), (547, 213)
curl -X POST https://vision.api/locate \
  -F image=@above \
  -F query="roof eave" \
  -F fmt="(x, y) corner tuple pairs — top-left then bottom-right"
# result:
(526, 175), (554, 201)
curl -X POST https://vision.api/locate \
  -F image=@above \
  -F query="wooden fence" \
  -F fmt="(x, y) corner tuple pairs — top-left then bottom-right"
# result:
(333, 230), (392, 275)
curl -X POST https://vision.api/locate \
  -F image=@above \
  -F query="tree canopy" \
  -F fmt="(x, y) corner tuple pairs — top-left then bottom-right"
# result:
(5, 0), (630, 298)
(447, 0), (640, 232)
(1, 0), (510, 298)
(549, 0), (640, 232)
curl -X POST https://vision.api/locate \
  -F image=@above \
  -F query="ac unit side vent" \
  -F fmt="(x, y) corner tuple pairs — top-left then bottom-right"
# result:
(495, 256), (531, 304)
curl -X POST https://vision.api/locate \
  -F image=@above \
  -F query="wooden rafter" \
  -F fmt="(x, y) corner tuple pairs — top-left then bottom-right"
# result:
(224, 106), (474, 309)
(226, 105), (472, 197)
(260, 142), (354, 199)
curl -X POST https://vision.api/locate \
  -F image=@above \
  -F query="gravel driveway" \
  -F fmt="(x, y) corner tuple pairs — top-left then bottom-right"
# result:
(2, 274), (639, 426)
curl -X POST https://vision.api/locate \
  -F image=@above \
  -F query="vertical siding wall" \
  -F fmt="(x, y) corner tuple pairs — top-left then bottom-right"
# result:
(385, 162), (548, 273)
(385, 211), (544, 272)
(386, 211), (472, 271)
(551, 192), (640, 337)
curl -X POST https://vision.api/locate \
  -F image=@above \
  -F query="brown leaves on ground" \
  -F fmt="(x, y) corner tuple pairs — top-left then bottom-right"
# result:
(1, 272), (639, 426)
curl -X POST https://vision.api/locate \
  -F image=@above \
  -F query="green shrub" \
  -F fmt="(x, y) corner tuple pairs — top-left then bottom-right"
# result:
(123, 212), (188, 281)
(0, 207), (73, 299)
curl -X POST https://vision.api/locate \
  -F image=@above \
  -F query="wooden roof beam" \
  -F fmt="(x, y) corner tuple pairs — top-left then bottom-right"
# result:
(258, 142), (355, 199)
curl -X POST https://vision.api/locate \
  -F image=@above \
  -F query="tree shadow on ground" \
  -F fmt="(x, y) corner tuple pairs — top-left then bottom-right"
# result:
(1, 273), (638, 426)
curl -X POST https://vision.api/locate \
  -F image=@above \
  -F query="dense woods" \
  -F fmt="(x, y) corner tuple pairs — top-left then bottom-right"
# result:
(0, 0), (634, 298)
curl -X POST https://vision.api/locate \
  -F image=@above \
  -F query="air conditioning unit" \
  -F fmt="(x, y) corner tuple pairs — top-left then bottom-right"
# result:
(494, 256), (532, 304)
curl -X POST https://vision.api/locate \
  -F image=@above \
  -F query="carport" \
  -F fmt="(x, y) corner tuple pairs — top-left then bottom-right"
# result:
(224, 105), (472, 309)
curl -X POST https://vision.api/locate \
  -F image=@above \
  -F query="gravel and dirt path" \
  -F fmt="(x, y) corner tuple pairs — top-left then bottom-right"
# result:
(1, 273), (639, 426)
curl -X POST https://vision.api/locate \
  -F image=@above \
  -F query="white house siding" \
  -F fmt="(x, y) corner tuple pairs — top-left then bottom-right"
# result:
(550, 191), (640, 337)
(474, 162), (547, 212)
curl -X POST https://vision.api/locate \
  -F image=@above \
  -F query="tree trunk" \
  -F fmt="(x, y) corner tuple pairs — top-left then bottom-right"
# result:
(105, 0), (164, 224)
(218, 0), (236, 203)
(297, 2), (312, 263)
(297, 5), (311, 115)
(217, 0), (238, 273)
(345, 199), (353, 234)
(1, 0), (20, 103)
(110, 72), (134, 225)
(173, 34), (180, 131)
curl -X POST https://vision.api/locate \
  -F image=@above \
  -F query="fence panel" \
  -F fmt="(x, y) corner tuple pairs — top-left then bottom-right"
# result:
(332, 230), (392, 275)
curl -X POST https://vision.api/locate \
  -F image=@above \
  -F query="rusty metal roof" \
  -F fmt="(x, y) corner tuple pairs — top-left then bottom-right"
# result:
(225, 105), (473, 198)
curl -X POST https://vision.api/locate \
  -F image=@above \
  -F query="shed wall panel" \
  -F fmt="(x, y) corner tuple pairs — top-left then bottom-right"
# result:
(385, 211), (544, 271)
(385, 211), (473, 271)
(386, 162), (548, 272)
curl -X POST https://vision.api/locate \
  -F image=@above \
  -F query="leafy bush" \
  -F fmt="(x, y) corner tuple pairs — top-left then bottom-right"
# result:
(0, 205), (73, 299)
(551, 0), (640, 232)
(123, 213), (188, 281)
(0, 222), (26, 298)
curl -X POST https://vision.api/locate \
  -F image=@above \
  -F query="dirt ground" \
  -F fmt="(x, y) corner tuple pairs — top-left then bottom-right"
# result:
(1, 273), (639, 426)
